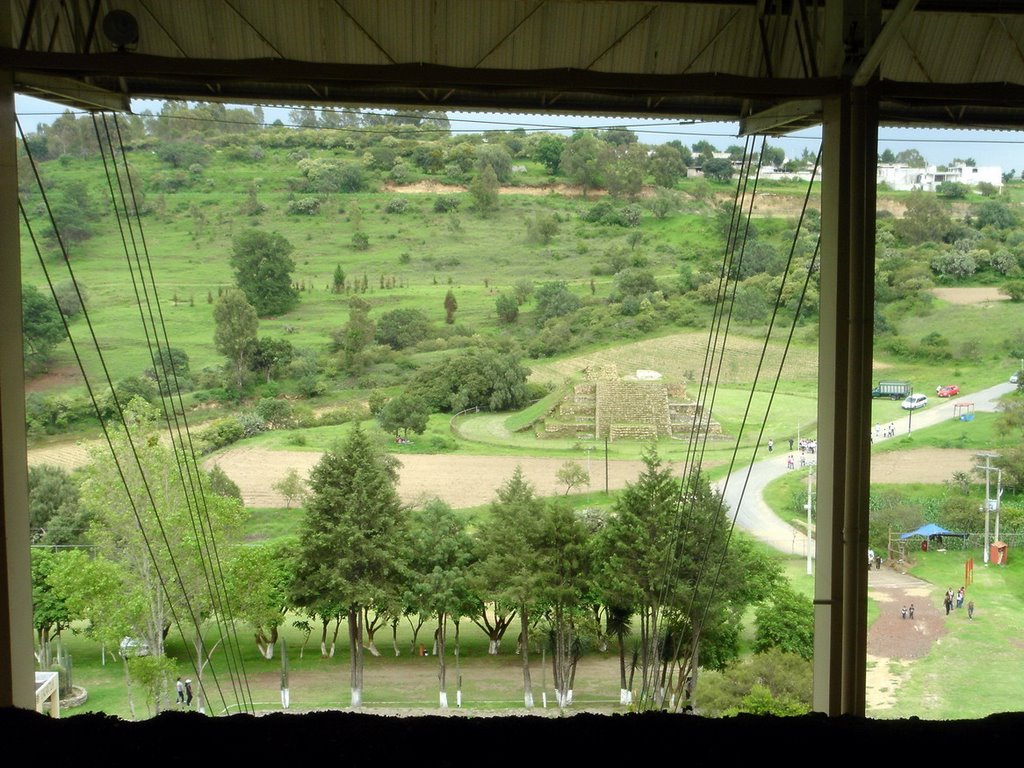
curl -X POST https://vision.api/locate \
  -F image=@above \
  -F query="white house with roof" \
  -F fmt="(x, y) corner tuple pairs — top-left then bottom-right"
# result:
(877, 163), (1002, 192)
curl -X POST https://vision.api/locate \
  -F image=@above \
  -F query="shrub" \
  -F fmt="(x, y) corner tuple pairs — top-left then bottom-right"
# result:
(287, 197), (321, 215)
(385, 198), (409, 214)
(433, 195), (460, 213)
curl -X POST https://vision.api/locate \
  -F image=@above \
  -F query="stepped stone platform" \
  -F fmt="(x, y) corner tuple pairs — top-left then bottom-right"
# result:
(542, 364), (722, 441)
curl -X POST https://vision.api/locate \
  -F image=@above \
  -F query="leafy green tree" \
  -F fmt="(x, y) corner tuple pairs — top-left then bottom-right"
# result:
(144, 345), (191, 396)
(28, 464), (88, 545)
(22, 284), (65, 366)
(472, 467), (546, 708)
(469, 164), (500, 215)
(525, 212), (559, 244)
(408, 348), (531, 413)
(555, 460), (590, 495)
(75, 399), (247, 712)
(649, 144), (688, 188)
(601, 142), (647, 199)
(332, 264), (346, 293)
(972, 200), (1018, 230)
(225, 541), (294, 659)
(753, 583), (814, 660)
(535, 499), (594, 707)
(895, 148), (928, 167)
(443, 289), (458, 324)
(697, 648), (812, 717)
(598, 448), (780, 711)
(495, 293), (519, 324)
(702, 157), (734, 182)
(44, 179), (98, 250)
(406, 499), (476, 708)
(206, 464), (242, 500)
(534, 135), (566, 174)
(534, 281), (582, 324)
(615, 268), (658, 298)
(1001, 280), (1024, 301)
(289, 424), (408, 707)
(375, 308), (433, 350)
(229, 230), (299, 316)
(476, 144), (514, 183)
(248, 337), (294, 383)
(378, 392), (430, 439)
(213, 288), (259, 389)
(334, 297), (375, 369)
(272, 467), (307, 509)
(893, 192), (954, 245)
(936, 181), (970, 199)
(31, 548), (74, 649)
(560, 131), (604, 197)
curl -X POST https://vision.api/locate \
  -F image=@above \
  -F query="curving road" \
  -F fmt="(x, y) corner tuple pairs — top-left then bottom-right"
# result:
(718, 381), (1016, 557)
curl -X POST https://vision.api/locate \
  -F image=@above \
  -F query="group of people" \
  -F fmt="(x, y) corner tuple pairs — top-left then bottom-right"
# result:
(176, 677), (194, 707)
(872, 422), (897, 443)
(901, 603), (915, 620)
(943, 586), (974, 618)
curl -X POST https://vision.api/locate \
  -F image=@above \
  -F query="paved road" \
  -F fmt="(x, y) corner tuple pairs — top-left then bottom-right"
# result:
(718, 381), (1016, 557)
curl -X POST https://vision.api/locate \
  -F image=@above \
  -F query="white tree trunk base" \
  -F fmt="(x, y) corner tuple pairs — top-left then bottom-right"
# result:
(350, 688), (362, 707)
(620, 688), (632, 705)
(524, 691), (534, 708)
(438, 691), (448, 708)
(281, 688), (289, 709)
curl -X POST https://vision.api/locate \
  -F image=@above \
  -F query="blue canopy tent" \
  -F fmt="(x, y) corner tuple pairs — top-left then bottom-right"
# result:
(900, 523), (968, 550)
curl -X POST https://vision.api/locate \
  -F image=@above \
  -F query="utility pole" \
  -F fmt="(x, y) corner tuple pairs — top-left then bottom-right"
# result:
(977, 452), (999, 564)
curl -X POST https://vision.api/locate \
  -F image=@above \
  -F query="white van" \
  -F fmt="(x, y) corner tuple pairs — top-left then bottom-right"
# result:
(901, 393), (928, 410)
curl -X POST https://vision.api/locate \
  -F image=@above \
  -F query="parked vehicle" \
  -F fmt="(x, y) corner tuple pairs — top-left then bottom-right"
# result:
(871, 380), (911, 400)
(1012, 372), (1020, 384)
(936, 384), (959, 397)
(901, 393), (928, 410)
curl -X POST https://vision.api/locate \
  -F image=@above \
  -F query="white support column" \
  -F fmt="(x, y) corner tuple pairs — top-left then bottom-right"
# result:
(0, 69), (35, 709)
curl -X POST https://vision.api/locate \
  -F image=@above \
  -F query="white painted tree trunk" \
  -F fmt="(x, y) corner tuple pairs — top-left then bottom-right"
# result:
(524, 690), (534, 708)
(439, 691), (448, 708)
(259, 642), (274, 660)
(620, 688), (632, 705)
(488, 639), (500, 655)
(350, 687), (361, 707)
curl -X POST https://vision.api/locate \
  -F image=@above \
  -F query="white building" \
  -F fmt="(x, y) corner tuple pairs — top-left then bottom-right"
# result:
(876, 163), (1003, 192)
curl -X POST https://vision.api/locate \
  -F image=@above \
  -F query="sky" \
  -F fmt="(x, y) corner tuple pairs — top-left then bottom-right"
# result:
(15, 94), (1024, 173)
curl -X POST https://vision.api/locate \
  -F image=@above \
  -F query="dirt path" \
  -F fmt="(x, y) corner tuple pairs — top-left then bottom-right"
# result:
(932, 286), (1007, 304)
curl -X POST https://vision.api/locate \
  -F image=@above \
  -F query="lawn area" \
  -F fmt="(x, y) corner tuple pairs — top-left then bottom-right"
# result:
(881, 548), (1024, 719)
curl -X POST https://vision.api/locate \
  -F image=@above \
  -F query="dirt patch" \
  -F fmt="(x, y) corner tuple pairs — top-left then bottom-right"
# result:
(870, 448), (975, 484)
(866, 577), (949, 712)
(932, 286), (1007, 305)
(24, 364), (84, 393)
(209, 447), (651, 509)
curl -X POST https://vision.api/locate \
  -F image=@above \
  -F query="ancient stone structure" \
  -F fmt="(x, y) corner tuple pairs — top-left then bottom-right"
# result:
(542, 365), (721, 441)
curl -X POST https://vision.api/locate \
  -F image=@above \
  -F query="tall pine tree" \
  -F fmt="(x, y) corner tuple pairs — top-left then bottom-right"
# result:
(290, 424), (408, 707)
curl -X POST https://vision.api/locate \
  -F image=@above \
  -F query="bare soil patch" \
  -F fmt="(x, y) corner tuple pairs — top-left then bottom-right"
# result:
(870, 447), (975, 485)
(932, 286), (1007, 305)
(209, 447), (651, 509)
(24, 364), (84, 393)
(865, 575), (947, 711)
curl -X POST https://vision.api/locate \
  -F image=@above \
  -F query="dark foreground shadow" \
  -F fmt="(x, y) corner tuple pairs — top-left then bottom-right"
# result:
(4, 706), (1022, 761)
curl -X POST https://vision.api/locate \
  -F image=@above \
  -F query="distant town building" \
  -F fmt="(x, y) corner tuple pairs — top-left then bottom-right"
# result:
(876, 163), (1002, 192)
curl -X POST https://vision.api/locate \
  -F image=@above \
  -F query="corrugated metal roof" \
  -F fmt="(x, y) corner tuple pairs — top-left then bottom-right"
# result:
(6, 1), (1024, 132)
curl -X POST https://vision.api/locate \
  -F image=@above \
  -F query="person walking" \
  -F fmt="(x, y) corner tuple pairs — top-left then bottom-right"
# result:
(185, 679), (194, 706)
(944, 589), (953, 616)
(176, 677), (185, 705)
(968, 600), (975, 619)
(957, 587), (964, 609)
(908, 603), (915, 620)
(767, 439), (774, 454)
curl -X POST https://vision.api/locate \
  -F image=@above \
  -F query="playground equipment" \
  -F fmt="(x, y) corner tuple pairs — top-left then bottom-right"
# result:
(954, 402), (975, 422)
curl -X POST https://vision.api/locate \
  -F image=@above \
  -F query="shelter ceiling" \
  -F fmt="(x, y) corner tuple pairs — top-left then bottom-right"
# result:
(4, 1), (1024, 133)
